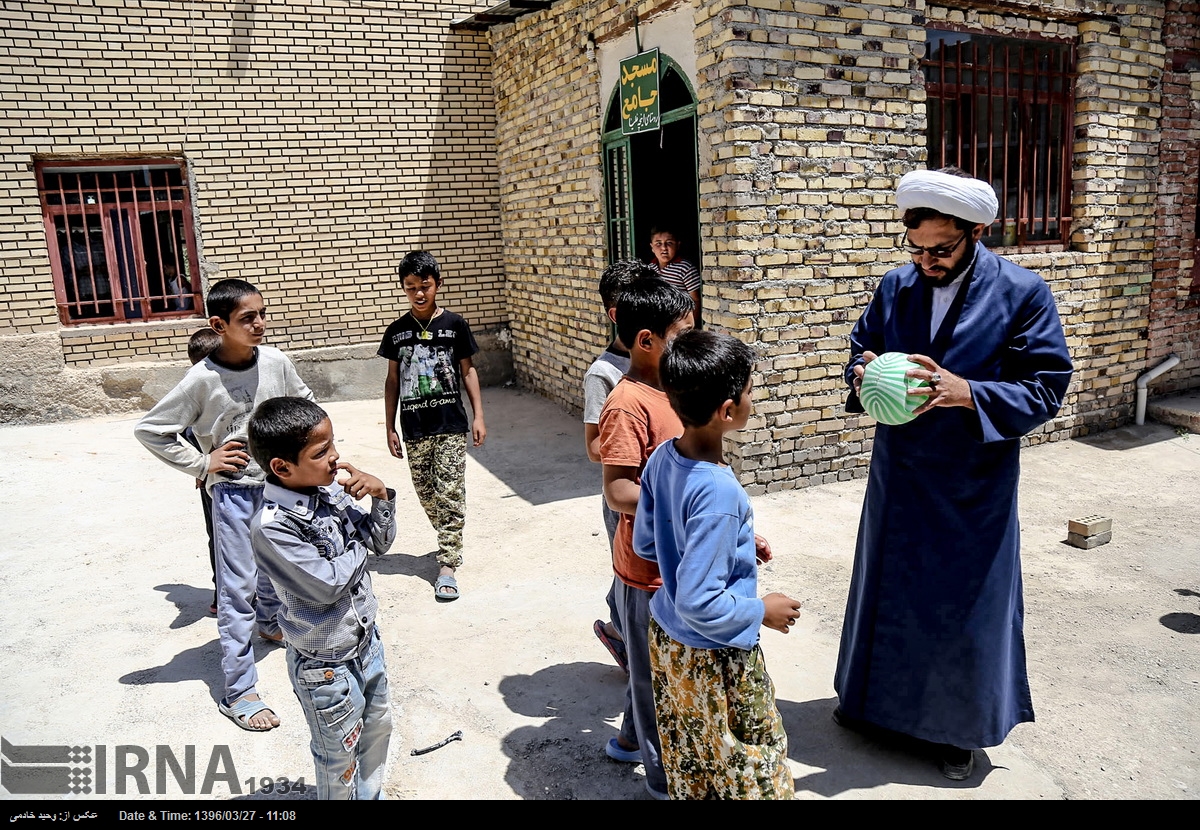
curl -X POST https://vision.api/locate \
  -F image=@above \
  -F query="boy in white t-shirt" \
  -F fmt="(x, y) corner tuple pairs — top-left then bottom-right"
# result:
(583, 260), (655, 673)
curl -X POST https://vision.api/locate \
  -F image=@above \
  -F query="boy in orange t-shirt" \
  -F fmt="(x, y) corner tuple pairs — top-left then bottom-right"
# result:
(597, 278), (694, 799)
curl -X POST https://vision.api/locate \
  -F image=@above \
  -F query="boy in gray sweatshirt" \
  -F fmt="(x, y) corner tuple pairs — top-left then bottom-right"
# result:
(135, 279), (314, 732)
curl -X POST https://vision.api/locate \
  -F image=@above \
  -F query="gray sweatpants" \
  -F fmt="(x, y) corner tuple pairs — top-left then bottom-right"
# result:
(611, 577), (666, 794)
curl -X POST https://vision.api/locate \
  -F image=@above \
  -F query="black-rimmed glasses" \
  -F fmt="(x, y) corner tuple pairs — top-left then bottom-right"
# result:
(901, 231), (967, 259)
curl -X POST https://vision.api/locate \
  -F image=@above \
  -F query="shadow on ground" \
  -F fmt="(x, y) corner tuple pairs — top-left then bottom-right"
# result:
(1160, 588), (1200, 634)
(117, 635), (282, 706)
(495, 671), (995, 799)
(498, 662), (653, 800)
(1074, 423), (1181, 451)
(370, 549), (440, 589)
(780, 697), (992, 796)
(465, 391), (600, 506)
(154, 583), (215, 629)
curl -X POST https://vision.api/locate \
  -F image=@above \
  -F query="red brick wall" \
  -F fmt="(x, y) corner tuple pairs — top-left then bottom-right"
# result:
(1148, 1), (1200, 392)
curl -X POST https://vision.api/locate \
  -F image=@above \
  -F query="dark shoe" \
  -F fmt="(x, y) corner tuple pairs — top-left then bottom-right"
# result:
(593, 620), (629, 673)
(831, 706), (866, 732)
(940, 747), (975, 781)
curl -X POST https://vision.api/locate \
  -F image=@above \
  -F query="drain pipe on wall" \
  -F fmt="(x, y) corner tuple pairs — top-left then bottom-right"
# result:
(1135, 353), (1180, 425)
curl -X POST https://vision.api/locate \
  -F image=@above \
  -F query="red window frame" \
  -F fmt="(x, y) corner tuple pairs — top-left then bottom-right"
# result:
(923, 27), (1076, 248)
(37, 159), (203, 326)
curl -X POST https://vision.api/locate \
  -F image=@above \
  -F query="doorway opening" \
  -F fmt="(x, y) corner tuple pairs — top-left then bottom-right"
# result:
(601, 56), (701, 304)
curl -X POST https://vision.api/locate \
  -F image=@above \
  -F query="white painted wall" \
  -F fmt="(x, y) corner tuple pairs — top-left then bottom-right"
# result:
(597, 5), (697, 121)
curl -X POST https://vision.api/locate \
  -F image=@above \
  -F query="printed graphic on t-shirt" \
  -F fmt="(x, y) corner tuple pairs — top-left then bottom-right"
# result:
(397, 342), (460, 403)
(377, 310), (478, 441)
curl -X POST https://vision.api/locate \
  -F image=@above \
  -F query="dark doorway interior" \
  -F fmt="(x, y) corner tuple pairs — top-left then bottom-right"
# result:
(602, 58), (700, 279)
(628, 116), (700, 275)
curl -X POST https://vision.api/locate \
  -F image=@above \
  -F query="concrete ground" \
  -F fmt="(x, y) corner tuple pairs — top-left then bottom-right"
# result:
(0, 387), (1197, 801)
(1149, 390), (1200, 435)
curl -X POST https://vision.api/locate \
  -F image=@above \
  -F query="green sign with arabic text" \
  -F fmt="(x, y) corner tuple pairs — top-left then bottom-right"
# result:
(620, 48), (660, 135)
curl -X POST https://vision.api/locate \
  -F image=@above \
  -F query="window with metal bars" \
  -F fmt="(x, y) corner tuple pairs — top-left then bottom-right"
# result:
(923, 29), (1076, 248)
(37, 159), (202, 325)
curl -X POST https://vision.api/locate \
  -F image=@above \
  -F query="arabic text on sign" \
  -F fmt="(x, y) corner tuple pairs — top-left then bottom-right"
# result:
(620, 57), (658, 85)
(622, 88), (659, 116)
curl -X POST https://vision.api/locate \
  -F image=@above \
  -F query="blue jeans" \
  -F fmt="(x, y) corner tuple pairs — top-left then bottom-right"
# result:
(287, 627), (392, 800)
(212, 482), (281, 704)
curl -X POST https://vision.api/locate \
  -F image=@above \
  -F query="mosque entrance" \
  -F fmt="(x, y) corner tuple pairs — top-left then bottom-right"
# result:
(601, 55), (700, 283)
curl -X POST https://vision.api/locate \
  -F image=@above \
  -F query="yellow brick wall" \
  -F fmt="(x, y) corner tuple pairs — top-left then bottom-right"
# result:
(60, 322), (199, 367)
(708, 1), (1166, 492)
(689, 0), (925, 491)
(2, 0), (1182, 481)
(493, 0), (1170, 493)
(0, 1), (504, 364)
(1146, 1), (1200, 393)
(491, 0), (615, 411)
(490, 0), (706, 412)
(916, 4), (1165, 438)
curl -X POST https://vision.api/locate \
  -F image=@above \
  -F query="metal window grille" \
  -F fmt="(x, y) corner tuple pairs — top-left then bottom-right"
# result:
(923, 29), (1076, 247)
(37, 160), (202, 325)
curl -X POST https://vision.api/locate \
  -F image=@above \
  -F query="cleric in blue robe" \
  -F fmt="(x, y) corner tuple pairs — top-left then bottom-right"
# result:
(834, 167), (1073, 780)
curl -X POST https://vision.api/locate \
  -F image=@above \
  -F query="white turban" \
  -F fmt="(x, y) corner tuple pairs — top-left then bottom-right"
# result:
(896, 169), (998, 226)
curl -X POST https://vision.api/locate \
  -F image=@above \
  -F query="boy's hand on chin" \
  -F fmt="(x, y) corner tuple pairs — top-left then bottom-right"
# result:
(336, 463), (388, 500)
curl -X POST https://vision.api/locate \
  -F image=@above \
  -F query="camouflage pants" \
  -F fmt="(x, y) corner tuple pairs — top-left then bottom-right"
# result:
(649, 618), (794, 800)
(405, 432), (467, 569)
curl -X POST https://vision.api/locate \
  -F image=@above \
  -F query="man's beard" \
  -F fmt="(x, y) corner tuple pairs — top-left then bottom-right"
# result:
(917, 249), (975, 288)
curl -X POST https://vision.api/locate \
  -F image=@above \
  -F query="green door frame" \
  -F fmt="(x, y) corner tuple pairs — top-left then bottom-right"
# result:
(601, 54), (699, 266)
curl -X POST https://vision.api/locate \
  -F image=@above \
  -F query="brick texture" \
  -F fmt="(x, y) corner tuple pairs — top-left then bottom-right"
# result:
(3, 0), (1196, 492)
(491, 0), (1186, 494)
(1147, 0), (1200, 393)
(0, 1), (504, 359)
(489, 0), (627, 411)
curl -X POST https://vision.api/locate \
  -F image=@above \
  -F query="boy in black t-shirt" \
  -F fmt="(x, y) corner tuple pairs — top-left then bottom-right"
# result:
(378, 251), (486, 602)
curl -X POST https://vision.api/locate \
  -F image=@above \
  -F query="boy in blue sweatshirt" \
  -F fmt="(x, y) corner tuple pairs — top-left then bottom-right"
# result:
(634, 329), (801, 800)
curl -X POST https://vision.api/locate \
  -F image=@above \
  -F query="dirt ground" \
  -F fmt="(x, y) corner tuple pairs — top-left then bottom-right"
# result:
(1, 388), (1197, 801)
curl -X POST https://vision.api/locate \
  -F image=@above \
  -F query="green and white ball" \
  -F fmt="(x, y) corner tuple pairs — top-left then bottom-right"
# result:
(859, 352), (928, 426)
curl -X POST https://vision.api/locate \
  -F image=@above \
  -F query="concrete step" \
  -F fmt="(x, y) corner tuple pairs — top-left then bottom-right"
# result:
(1146, 390), (1200, 433)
